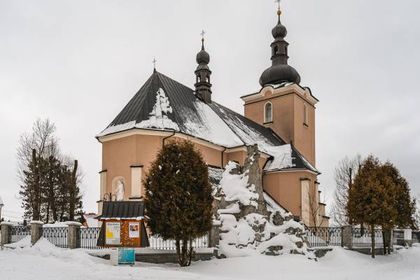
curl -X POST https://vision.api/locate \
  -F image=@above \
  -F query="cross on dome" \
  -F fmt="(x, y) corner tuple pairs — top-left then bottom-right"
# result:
(275, 0), (282, 17)
(153, 57), (157, 72)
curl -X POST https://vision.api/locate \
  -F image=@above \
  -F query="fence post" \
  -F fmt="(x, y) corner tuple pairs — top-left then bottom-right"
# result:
(342, 225), (353, 249)
(404, 228), (413, 247)
(30, 221), (44, 245)
(67, 222), (81, 249)
(1, 222), (13, 246)
(208, 222), (221, 248)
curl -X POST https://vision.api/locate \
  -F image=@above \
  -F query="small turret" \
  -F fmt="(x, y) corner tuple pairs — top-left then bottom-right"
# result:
(194, 31), (212, 103)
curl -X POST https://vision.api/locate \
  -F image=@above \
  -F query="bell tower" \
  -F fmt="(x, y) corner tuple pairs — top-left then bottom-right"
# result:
(242, 4), (318, 166)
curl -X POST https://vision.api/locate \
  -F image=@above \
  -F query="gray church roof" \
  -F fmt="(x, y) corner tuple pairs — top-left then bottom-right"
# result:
(97, 71), (318, 173)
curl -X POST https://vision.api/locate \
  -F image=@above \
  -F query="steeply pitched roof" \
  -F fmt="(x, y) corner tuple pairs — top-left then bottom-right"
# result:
(98, 71), (318, 173)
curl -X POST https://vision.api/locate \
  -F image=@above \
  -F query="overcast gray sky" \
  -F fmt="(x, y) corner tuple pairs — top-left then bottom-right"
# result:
(1, 0), (419, 220)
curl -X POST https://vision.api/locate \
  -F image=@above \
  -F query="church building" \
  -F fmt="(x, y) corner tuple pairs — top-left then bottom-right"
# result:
(96, 8), (329, 227)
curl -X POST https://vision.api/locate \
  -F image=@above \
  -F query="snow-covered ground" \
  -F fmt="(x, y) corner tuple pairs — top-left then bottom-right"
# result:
(1, 238), (419, 280)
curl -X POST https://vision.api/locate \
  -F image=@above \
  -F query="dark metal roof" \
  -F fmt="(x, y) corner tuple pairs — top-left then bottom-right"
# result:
(99, 70), (318, 173)
(209, 101), (284, 147)
(98, 201), (145, 219)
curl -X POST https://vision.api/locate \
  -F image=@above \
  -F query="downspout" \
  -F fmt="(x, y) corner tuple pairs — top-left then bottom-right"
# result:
(221, 147), (227, 168)
(162, 130), (176, 148)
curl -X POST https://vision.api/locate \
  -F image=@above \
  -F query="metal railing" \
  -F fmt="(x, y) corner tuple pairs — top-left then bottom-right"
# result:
(306, 227), (342, 247)
(42, 227), (68, 248)
(10, 225), (31, 243)
(80, 227), (101, 249)
(149, 235), (208, 250)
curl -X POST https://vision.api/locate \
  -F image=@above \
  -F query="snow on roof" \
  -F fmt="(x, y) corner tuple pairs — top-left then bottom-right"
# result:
(97, 71), (317, 173)
(136, 88), (179, 131)
(263, 144), (294, 171)
(182, 100), (243, 147)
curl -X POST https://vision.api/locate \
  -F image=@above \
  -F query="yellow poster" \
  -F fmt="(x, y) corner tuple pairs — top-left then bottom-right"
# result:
(106, 222), (121, 245)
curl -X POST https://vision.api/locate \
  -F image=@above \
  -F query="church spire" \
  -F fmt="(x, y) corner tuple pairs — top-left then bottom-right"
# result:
(194, 30), (212, 103)
(259, 2), (301, 86)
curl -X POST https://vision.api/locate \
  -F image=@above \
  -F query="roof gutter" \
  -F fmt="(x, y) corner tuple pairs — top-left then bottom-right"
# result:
(221, 147), (227, 168)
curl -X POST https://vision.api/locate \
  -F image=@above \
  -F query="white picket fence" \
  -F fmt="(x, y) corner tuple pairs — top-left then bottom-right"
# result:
(148, 235), (208, 250)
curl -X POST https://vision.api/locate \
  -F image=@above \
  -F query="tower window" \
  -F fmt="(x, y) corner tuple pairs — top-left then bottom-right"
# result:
(303, 103), (308, 126)
(264, 102), (273, 123)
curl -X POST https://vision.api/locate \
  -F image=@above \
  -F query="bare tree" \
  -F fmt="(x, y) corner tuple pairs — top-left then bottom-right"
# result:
(330, 155), (362, 226)
(309, 190), (323, 230)
(17, 118), (59, 183)
(18, 118), (84, 223)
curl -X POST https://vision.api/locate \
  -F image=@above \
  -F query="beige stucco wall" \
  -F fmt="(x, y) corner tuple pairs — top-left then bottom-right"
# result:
(101, 134), (164, 201)
(263, 170), (320, 226)
(243, 86), (316, 166)
(100, 133), (226, 202)
(225, 150), (246, 166)
(99, 128), (324, 227)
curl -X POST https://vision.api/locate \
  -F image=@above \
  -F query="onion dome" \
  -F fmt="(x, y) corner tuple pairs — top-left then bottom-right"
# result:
(260, 64), (300, 85)
(272, 19), (287, 38)
(196, 42), (210, 64)
(259, 8), (301, 86)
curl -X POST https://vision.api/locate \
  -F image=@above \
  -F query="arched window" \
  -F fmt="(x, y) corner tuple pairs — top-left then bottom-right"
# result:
(264, 102), (273, 123)
(273, 45), (279, 56)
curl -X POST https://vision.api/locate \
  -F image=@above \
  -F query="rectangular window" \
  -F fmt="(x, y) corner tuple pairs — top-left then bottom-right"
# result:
(301, 180), (310, 226)
(100, 170), (107, 200)
(131, 166), (143, 198)
(303, 104), (308, 126)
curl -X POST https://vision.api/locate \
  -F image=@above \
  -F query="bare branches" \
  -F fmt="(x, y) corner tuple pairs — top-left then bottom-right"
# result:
(330, 155), (361, 226)
(17, 118), (83, 222)
(309, 189), (323, 229)
(17, 118), (60, 184)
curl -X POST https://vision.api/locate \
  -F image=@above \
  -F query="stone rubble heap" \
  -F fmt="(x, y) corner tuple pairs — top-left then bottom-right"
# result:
(211, 145), (313, 258)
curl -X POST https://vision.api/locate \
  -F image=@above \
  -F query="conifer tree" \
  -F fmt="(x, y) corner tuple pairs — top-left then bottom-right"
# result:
(348, 156), (389, 258)
(20, 149), (41, 220)
(381, 162), (416, 253)
(144, 141), (213, 267)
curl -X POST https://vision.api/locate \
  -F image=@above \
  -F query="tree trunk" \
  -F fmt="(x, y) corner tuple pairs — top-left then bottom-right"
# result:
(176, 239), (181, 264)
(69, 160), (78, 221)
(386, 229), (392, 255)
(187, 237), (193, 266)
(371, 224), (375, 258)
(32, 149), (41, 221)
